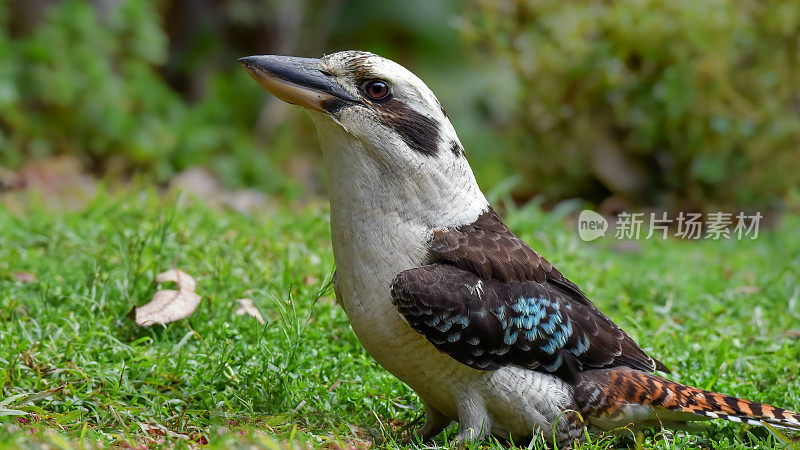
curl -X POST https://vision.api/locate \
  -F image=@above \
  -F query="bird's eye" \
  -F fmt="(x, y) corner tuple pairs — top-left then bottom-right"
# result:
(363, 80), (391, 101)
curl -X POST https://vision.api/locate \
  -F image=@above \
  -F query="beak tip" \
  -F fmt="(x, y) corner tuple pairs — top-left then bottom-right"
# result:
(237, 56), (256, 68)
(236, 54), (356, 111)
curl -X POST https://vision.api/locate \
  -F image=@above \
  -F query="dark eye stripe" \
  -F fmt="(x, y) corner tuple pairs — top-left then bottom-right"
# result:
(376, 99), (441, 157)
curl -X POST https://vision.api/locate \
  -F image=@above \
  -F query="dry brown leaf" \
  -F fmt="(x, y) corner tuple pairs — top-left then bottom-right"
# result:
(342, 424), (374, 449)
(136, 422), (189, 440)
(13, 272), (36, 283)
(221, 189), (268, 214)
(169, 167), (221, 198)
(168, 167), (272, 214)
(131, 268), (201, 327)
(234, 298), (265, 324)
(731, 286), (760, 295)
(0, 166), (24, 191)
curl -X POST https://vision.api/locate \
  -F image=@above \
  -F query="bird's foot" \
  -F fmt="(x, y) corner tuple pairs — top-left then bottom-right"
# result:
(452, 423), (491, 448)
(452, 393), (492, 447)
(551, 409), (586, 448)
(418, 403), (451, 442)
(402, 402), (450, 443)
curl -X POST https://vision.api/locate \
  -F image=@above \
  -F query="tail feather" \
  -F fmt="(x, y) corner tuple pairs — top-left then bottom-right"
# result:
(577, 367), (800, 432)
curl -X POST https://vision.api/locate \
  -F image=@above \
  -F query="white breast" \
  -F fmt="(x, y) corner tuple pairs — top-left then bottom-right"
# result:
(312, 112), (579, 440)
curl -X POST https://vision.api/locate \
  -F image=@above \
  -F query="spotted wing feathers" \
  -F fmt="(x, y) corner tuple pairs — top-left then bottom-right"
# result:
(430, 209), (668, 373)
(391, 264), (662, 379)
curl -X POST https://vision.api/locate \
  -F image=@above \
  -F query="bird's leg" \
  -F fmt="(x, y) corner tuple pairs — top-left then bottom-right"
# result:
(416, 401), (450, 442)
(552, 408), (587, 447)
(453, 394), (491, 446)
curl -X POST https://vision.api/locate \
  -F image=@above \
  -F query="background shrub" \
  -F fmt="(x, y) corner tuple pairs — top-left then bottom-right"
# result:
(0, 0), (797, 210)
(0, 0), (283, 190)
(462, 0), (800, 210)
(0, 0), (468, 196)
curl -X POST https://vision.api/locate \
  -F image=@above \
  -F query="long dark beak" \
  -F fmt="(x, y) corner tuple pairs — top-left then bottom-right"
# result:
(238, 55), (360, 112)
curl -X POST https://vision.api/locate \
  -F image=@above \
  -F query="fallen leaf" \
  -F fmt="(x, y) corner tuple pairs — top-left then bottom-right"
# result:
(234, 299), (265, 324)
(16, 156), (97, 210)
(0, 166), (24, 191)
(136, 422), (189, 440)
(20, 343), (55, 376)
(342, 424), (374, 449)
(131, 268), (201, 327)
(189, 431), (209, 445)
(221, 189), (268, 214)
(731, 286), (760, 295)
(169, 167), (221, 198)
(12, 272), (36, 283)
(168, 167), (273, 214)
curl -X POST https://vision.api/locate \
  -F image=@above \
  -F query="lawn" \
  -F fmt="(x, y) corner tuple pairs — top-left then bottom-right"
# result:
(1, 189), (799, 449)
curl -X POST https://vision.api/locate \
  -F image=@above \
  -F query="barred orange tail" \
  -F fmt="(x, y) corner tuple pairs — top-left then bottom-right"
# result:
(578, 366), (800, 432)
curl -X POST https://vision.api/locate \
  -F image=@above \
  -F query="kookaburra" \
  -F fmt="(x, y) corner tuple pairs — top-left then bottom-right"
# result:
(239, 51), (800, 445)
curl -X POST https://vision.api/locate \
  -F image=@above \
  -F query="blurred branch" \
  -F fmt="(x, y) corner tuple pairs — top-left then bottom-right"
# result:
(7, 0), (54, 36)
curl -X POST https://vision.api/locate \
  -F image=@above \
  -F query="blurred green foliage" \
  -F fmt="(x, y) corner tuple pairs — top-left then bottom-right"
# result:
(1, 0), (797, 209)
(0, 0), (468, 195)
(462, 0), (800, 209)
(0, 0), (282, 189)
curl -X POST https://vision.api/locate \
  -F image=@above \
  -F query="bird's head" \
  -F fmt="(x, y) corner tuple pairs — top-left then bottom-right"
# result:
(239, 50), (487, 226)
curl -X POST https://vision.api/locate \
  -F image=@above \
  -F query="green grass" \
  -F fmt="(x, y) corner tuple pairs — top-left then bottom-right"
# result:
(1, 188), (799, 449)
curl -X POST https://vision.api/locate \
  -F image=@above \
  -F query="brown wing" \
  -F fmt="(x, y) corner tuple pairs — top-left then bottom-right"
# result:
(402, 207), (668, 377)
(391, 263), (667, 382)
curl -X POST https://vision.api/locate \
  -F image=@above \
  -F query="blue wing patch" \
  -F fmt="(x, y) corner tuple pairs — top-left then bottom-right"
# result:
(391, 263), (663, 377)
(507, 297), (575, 366)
